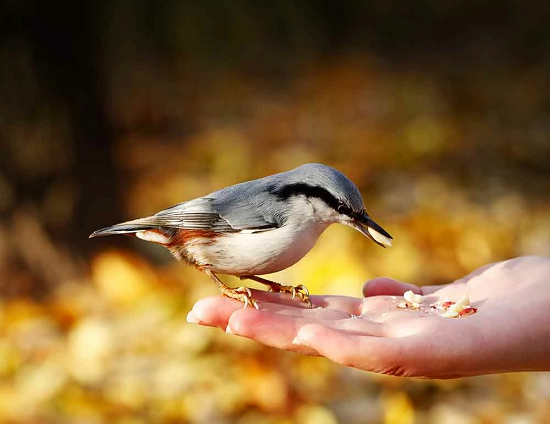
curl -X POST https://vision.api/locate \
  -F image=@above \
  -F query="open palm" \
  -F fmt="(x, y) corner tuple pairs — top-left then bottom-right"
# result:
(188, 256), (550, 378)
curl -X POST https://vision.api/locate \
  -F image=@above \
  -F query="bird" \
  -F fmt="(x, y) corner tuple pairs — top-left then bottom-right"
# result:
(89, 163), (392, 309)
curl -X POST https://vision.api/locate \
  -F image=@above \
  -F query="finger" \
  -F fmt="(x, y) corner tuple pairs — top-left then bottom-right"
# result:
(255, 302), (356, 320)
(188, 292), (364, 330)
(245, 289), (314, 308)
(227, 308), (321, 356)
(293, 323), (404, 373)
(188, 296), (242, 329)
(363, 278), (446, 297)
(419, 284), (448, 295)
(363, 278), (421, 297)
(248, 288), (363, 314)
(195, 295), (385, 336)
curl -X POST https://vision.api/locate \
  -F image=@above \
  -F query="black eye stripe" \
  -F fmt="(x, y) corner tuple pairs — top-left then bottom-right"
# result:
(269, 183), (358, 216)
(269, 183), (339, 208)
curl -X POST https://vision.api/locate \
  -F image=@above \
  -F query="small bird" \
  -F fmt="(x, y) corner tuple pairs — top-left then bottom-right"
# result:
(90, 163), (392, 308)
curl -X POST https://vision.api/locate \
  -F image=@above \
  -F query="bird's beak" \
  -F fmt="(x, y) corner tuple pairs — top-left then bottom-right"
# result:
(349, 213), (393, 248)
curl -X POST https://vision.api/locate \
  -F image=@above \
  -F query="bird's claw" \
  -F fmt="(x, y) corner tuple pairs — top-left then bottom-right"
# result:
(292, 284), (309, 297)
(222, 285), (259, 309)
(274, 283), (312, 308)
(235, 286), (260, 309)
(294, 284), (312, 308)
(240, 276), (312, 308)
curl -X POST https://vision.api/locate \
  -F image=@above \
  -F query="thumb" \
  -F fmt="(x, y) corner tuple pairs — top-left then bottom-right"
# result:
(363, 277), (421, 297)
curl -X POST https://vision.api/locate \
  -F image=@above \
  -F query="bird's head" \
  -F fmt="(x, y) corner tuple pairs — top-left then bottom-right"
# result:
(270, 164), (393, 247)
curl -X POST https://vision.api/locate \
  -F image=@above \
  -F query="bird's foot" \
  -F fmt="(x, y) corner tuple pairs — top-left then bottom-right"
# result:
(205, 270), (260, 309)
(240, 276), (312, 308)
(220, 285), (259, 309)
(272, 283), (312, 308)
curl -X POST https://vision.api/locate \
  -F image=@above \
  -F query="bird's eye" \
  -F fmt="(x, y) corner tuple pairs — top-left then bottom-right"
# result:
(337, 203), (347, 214)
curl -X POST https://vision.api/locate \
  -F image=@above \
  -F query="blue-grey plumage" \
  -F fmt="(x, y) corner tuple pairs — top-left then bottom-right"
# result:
(90, 163), (393, 308)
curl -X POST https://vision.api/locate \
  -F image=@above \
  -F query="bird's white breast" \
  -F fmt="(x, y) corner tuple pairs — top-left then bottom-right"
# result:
(187, 199), (333, 276)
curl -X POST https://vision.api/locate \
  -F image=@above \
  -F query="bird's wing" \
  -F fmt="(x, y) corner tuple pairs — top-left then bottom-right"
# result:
(90, 175), (288, 238)
(153, 193), (281, 233)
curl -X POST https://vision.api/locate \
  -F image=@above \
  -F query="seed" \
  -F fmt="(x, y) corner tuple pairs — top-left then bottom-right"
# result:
(449, 302), (465, 313)
(458, 307), (477, 317)
(443, 310), (459, 318)
(455, 295), (471, 309)
(441, 301), (453, 310)
(403, 290), (415, 303)
(404, 290), (423, 304)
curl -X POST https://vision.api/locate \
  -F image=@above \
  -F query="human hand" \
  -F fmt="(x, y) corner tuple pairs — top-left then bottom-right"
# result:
(187, 256), (550, 378)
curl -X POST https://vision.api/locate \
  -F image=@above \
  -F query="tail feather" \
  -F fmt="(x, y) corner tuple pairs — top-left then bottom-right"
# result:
(89, 218), (158, 238)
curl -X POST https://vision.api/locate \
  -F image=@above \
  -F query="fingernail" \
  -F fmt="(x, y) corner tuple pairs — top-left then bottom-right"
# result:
(186, 310), (200, 324)
(292, 336), (309, 347)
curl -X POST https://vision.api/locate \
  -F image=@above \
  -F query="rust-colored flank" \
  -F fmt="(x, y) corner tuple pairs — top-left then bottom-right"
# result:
(169, 228), (223, 247)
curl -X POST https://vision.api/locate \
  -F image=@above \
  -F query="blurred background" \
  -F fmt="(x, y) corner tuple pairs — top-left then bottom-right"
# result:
(1, 1), (550, 423)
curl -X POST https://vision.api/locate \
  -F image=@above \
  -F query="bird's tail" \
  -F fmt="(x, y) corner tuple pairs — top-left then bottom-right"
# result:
(89, 217), (159, 238)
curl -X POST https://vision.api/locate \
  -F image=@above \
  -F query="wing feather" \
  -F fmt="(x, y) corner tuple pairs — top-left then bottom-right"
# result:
(152, 194), (280, 233)
(91, 170), (293, 238)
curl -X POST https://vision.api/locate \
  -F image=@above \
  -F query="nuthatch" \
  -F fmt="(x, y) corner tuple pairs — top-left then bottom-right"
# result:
(90, 163), (392, 308)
